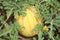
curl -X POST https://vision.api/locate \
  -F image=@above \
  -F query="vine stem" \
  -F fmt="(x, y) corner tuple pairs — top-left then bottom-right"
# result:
(50, 20), (55, 40)
(0, 8), (13, 28)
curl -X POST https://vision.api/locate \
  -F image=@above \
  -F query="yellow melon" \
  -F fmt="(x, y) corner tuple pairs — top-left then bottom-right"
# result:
(14, 6), (42, 37)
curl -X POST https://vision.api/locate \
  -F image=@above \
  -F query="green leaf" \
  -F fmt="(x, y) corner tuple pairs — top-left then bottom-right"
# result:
(0, 26), (12, 37)
(33, 37), (36, 40)
(38, 31), (44, 40)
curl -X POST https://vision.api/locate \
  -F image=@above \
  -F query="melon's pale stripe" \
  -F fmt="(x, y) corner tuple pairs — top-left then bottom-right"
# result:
(28, 11), (35, 30)
(23, 16), (29, 35)
(26, 9), (32, 35)
(29, 9), (38, 28)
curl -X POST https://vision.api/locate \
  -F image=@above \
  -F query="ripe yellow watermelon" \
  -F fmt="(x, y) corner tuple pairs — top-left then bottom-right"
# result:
(14, 6), (42, 37)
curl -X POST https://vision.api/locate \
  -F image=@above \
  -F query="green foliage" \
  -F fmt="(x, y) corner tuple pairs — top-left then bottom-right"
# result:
(0, 0), (60, 40)
(33, 37), (36, 40)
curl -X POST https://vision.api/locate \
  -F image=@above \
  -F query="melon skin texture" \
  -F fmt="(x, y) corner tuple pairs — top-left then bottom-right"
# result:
(15, 6), (42, 37)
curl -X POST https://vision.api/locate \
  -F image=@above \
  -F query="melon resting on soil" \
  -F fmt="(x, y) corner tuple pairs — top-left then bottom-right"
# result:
(14, 6), (42, 37)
